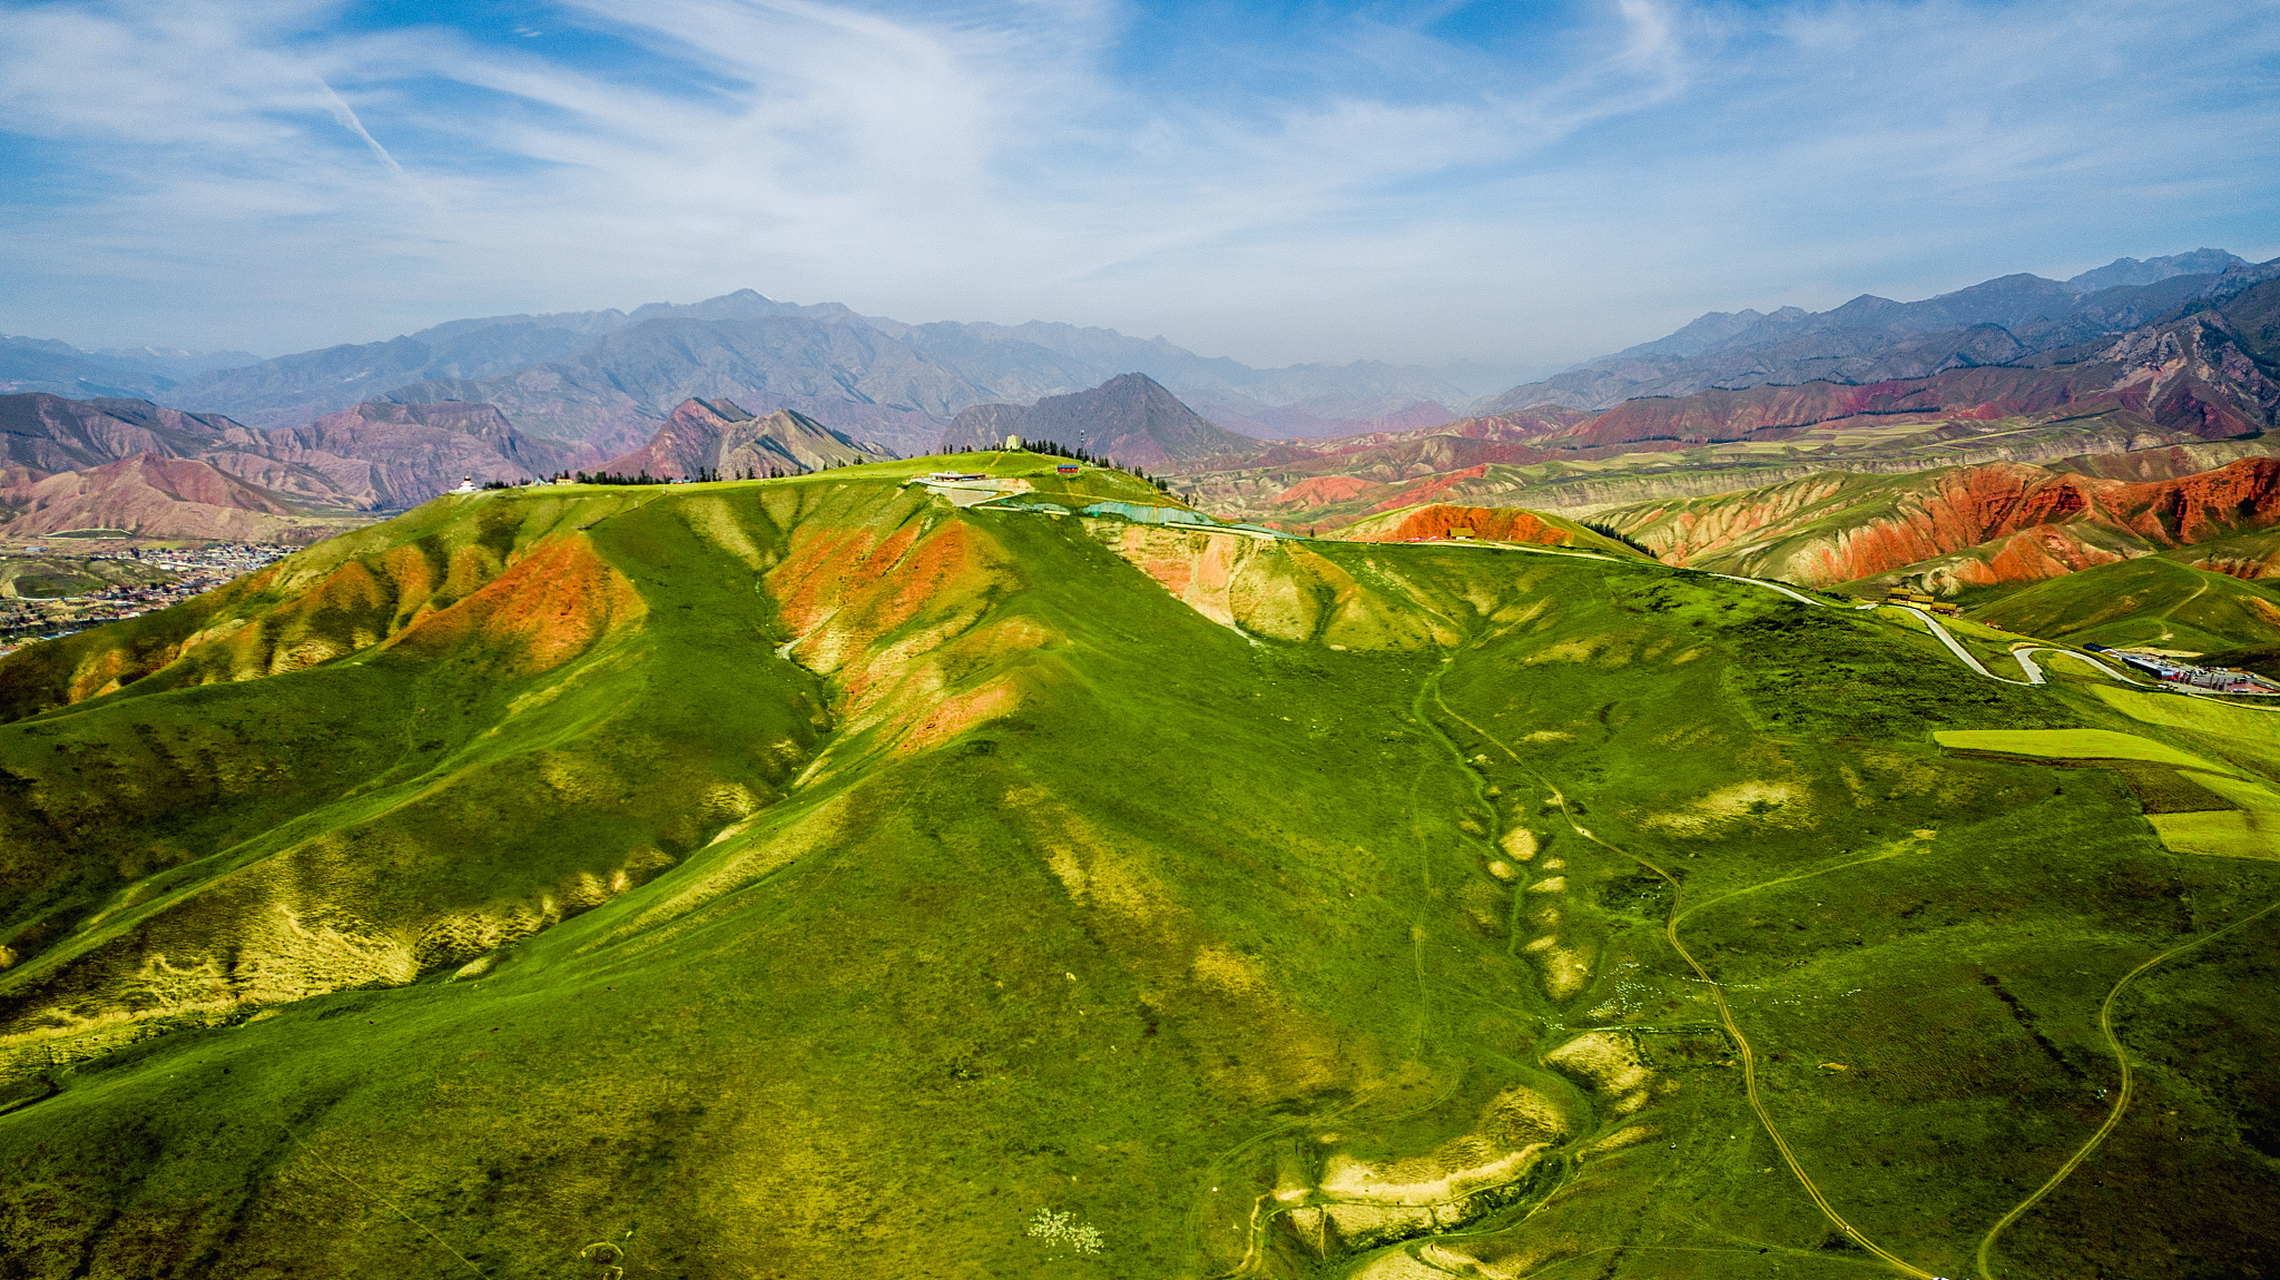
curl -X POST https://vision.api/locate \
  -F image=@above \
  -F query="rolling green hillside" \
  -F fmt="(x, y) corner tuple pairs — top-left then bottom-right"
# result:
(1970, 556), (2280, 653)
(0, 457), (2276, 1279)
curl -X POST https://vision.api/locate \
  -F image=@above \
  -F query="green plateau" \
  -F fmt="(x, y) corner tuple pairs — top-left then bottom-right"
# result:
(0, 454), (2276, 1279)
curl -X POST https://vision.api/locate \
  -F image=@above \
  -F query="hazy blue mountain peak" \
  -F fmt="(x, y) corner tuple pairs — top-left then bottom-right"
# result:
(2067, 249), (2246, 293)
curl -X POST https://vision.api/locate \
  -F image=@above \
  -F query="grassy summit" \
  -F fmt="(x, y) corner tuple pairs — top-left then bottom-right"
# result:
(0, 458), (2275, 1278)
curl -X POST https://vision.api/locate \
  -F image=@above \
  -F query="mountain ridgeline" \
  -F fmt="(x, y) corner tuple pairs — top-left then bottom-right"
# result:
(135, 290), (1520, 454)
(0, 390), (897, 540)
(938, 373), (1263, 469)
(1481, 249), (2280, 413)
(602, 398), (893, 478)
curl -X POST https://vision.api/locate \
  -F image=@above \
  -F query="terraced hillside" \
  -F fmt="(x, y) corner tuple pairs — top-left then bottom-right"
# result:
(0, 455), (2275, 1279)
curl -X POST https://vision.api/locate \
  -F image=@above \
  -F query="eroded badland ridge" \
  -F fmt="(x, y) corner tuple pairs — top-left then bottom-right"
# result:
(0, 452), (2275, 1278)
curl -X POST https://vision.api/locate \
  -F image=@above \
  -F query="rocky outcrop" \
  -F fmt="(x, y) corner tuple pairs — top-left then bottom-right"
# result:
(2097, 311), (2280, 438)
(0, 392), (615, 518)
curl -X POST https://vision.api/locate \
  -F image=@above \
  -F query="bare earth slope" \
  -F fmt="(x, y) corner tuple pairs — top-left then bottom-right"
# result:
(0, 454), (327, 542)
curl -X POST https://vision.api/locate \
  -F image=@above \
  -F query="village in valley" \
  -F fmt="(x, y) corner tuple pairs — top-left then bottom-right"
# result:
(0, 541), (293, 656)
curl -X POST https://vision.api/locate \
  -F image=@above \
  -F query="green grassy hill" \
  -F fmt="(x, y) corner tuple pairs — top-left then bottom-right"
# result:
(0, 459), (2276, 1279)
(1969, 555), (2280, 653)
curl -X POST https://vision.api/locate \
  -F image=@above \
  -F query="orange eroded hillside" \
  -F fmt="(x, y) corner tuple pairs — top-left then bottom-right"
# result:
(384, 535), (645, 675)
(1340, 503), (1591, 547)
(1614, 456), (2280, 586)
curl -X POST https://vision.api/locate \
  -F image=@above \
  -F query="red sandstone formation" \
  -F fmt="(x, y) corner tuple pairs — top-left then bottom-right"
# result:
(1627, 457), (2280, 587)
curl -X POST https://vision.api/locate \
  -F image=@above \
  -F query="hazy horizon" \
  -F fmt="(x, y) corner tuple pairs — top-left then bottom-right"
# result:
(3, 0), (2276, 368)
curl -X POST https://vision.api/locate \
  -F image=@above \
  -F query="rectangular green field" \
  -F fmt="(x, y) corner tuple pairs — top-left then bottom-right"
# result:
(1933, 728), (2231, 773)
(2147, 810), (2279, 859)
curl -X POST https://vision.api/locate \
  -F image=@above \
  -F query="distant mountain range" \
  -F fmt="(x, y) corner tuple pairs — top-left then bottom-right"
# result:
(1480, 249), (2279, 413)
(1182, 275), (2280, 530)
(0, 391), (850, 541)
(119, 290), (1523, 456)
(6, 245), (2274, 549)
(0, 454), (315, 543)
(0, 336), (260, 401)
(9, 248), (2268, 473)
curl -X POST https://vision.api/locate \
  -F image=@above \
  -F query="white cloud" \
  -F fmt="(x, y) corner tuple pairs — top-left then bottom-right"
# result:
(0, 0), (2275, 364)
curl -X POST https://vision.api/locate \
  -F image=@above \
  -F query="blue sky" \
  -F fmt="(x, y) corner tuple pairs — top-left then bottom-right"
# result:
(1, 0), (2276, 366)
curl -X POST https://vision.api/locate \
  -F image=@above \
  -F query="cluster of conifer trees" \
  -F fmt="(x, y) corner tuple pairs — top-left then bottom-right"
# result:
(951, 438), (1175, 492)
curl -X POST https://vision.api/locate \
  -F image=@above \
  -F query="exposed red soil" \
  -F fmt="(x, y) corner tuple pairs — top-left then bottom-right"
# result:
(1272, 475), (1385, 507)
(388, 535), (644, 675)
(762, 510), (1051, 754)
(896, 674), (1021, 755)
(1540, 367), (2134, 449)
(768, 518), (998, 654)
(1346, 503), (1585, 548)
(1365, 466), (1492, 514)
(2184, 545), (2280, 580)
(1648, 456), (2280, 585)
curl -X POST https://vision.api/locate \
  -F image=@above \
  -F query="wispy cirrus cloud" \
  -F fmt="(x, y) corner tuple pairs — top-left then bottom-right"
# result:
(0, 0), (2275, 366)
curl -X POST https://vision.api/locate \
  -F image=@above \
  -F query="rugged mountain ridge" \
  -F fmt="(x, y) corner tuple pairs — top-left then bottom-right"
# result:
(157, 291), (1522, 451)
(939, 373), (1263, 469)
(0, 336), (258, 402)
(0, 394), (244, 473)
(0, 454), (320, 542)
(0, 393), (606, 539)
(1482, 252), (2280, 414)
(604, 399), (892, 478)
(1175, 280), (2280, 537)
(252, 401), (598, 508)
